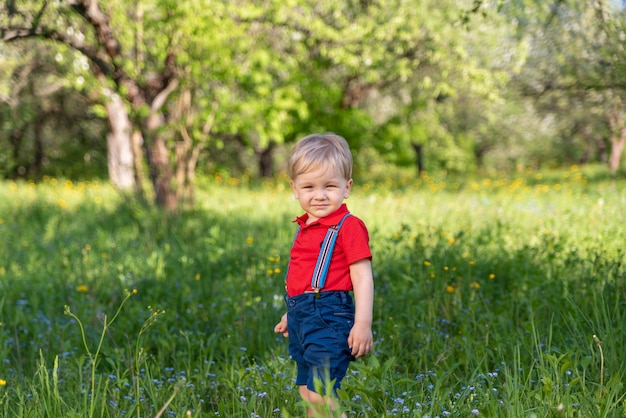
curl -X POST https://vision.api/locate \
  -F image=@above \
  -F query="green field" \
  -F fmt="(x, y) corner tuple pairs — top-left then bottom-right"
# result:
(1, 167), (625, 417)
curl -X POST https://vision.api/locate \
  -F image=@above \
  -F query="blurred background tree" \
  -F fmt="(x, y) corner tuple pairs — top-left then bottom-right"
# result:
(1, 0), (625, 209)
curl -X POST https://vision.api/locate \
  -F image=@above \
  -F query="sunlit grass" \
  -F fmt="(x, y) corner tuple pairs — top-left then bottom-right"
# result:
(1, 165), (625, 416)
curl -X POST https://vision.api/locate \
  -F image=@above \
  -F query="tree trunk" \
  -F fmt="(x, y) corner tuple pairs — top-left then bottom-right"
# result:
(412, 142), (424, 176)
(186, 144), (202, 206)
(148, 135), (178, 212)
(175, 141), (189, 205)
(608, 110), (626, 175)
(174, 135), (203, 207)
(609, 129), (625, 175)
(9, 127), (22, 178)
(258, 142), (276, 178)
(105, 92), (135, 190)
(131, 130), (146, 198)
(33, 112), (45, 178)
(143, 78), (180, 212)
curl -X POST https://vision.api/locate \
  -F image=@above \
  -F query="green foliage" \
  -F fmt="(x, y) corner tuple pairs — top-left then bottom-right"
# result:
(3, 0), (626, 183)
(0, 167), (625, 416)
(0, 39), (108, 180)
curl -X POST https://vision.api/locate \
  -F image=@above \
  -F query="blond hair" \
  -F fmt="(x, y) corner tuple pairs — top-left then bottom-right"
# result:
(288, 133), (353, 180)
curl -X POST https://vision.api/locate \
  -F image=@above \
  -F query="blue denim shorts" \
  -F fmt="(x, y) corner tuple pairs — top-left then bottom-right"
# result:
(286, 291), (355, 394)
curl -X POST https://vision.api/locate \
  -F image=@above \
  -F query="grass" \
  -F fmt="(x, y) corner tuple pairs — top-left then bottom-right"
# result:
(0, 165), (625, 417)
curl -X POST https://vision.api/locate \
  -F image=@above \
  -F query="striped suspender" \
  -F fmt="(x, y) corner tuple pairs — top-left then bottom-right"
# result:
(286, 213), (352, 295)
(311, 213), (351, 293)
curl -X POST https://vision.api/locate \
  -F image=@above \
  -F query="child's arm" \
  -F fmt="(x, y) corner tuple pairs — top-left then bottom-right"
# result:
(348, 258), (374, 358)
(274, 313), (289, 338)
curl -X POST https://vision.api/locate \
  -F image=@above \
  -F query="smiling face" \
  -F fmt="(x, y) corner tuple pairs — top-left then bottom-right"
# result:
(290, 164), (352, 224)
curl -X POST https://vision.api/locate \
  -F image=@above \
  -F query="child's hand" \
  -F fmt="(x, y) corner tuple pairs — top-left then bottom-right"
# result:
(274, 313), (289, 338)
(348, 322), (373, 358)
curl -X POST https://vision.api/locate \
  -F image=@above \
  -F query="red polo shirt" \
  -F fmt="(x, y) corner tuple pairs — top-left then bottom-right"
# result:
(285, 204), (372, 297)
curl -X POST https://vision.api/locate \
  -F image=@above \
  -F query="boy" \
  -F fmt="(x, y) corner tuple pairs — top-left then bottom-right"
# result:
(274, 133), (374, 417)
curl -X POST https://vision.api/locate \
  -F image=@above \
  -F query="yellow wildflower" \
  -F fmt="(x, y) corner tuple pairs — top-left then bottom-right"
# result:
(0, 379), (6, 386)
(445, 285), (455, 294)
(423, 261), (431, 267)
(195, 273), (201, 280)
(448, 237), (455, 244)
(76, 285), (88, 293)
(274, 268), (281, 274)
(246, 237), (254, 244)
(470, 282), (481, 289)
(489, 274), (495, 280)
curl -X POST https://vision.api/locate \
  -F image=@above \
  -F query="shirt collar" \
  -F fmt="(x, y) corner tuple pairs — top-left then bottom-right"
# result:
(294, 204), (349, 228)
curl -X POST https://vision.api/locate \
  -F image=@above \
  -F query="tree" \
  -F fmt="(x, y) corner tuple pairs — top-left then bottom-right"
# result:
(474, 0), (626, 173)
(260, 0), (475, 174)
(1, 1), (244, 210)
(352, 0), (516, 175)
(7, 0), (623, 191)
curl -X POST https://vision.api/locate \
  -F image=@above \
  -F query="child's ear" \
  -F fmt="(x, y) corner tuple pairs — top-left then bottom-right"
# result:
(290, 179), (299, 198)
(344, 179), (353, 198)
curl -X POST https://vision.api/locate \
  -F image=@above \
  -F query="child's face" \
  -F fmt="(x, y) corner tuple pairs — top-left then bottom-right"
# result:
(290, 164), (352, 223)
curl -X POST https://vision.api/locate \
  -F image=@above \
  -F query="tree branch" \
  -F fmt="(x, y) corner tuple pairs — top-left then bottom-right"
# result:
(68, 0), (121, 58)
(146, 78), (180, 130)
(3, 25), (113, 76)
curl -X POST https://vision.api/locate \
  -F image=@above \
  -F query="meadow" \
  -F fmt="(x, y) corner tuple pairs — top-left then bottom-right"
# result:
(0, 166), (625, 417)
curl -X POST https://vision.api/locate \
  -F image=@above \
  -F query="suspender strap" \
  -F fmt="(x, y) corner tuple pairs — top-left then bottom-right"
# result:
(284, 213), (352, 295)
(311, 213), (351, 293)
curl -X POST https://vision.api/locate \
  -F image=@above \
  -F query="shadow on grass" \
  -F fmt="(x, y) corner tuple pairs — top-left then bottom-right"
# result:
(1, 195), (294, 375)
(1, 190), (625, 395)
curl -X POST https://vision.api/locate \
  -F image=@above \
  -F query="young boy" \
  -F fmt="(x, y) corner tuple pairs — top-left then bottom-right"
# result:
(274, 133), (374, 417)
